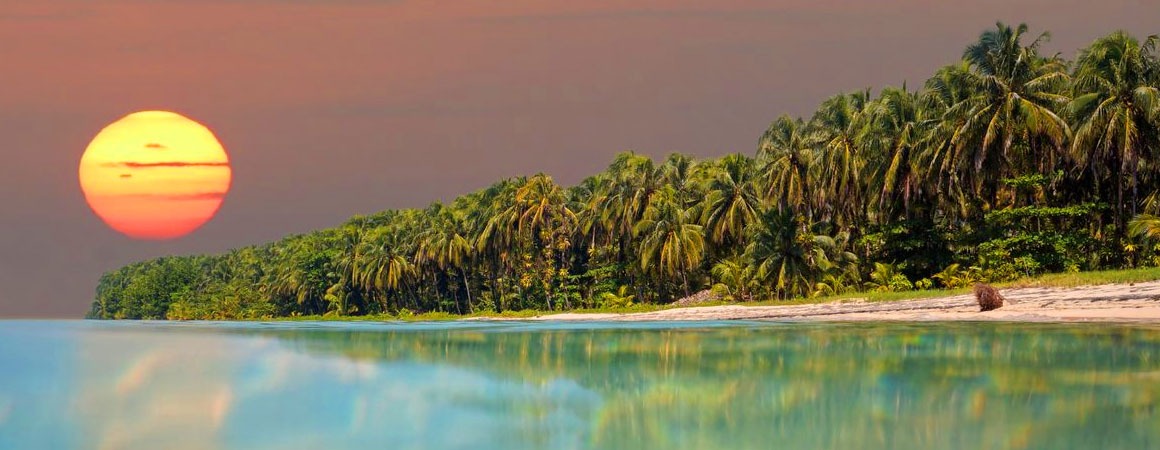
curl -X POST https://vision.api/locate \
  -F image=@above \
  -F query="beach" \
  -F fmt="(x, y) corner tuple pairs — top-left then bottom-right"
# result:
(533, 281), (1160, 322)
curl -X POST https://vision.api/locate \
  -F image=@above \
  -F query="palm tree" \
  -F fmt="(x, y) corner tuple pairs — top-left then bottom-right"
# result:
(1129, 214), (1160, 240)
(867, 86), (924, 222)
(863, 262), (912, 292)
(710, 256), (755, 301)
(599, 152), (662, 244)
(757, 115), (817, 218)
(1070, 31), (1160, 235)
(920, 63), (977, 219)
(358, 225), (416, 312)
(594, 152), (664, 293)
(473, 179), (524, 311)
(505, 174), (578, 309)
(809, 230), (859, 297)
(700, 154), (761, 248)
(416, 204), (474, 313)
(328, 217), (372, 315)
(511, 174), (577, 237)
(634, 186), (705, 297)
(809, 90), (872, 226)
(659, 153), (699, 206)
(599, 285), (636, 308)
(570, 174), (604, 247)
(746, 208), (828, 300)
(268, 234), (335, 315)
(953, 22), (1071, 208)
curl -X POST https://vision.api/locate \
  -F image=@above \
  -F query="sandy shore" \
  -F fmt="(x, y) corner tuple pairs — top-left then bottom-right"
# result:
(532, 281), (1160, 322)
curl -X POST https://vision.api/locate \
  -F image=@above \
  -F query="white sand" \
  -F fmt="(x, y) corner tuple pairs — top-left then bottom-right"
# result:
(531, 281), (1160, 322)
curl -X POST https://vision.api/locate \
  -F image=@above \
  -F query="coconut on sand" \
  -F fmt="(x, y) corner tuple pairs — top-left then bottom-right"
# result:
(974, 283), (1005, 312)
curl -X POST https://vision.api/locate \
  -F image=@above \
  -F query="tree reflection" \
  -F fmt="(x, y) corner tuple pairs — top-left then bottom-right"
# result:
(228, 323), (1160, 449)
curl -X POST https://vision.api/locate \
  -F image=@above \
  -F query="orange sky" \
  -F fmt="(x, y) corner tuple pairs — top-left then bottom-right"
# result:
(0, 0), (1157, 316)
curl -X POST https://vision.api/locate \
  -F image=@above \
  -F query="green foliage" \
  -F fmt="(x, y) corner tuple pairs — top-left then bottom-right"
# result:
(864, 263), (913, 293)
(974, 190), (1102, 278)
(87, 25), (1160, 320)
(858, 219), (952, 281)
(600, 286), (636, 309)
(931, 264), (987, 289)
(710, 256), (756, 301)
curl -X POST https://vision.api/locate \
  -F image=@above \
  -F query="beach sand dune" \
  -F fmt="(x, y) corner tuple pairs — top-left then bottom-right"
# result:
(533, 281), (1160, 322)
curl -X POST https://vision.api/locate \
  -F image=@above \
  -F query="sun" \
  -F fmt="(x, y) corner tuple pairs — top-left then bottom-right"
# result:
(79, 111), (232, 240)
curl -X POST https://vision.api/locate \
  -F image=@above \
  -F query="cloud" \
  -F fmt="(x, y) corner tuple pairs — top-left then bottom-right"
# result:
(101, 161), (230, 169)
(110, 191), (228, 201)
(143, 143), (168, 150)
(119, 173), (132, 179)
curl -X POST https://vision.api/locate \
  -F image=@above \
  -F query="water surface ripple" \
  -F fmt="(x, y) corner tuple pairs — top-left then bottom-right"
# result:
(1, 320), (1157, 449)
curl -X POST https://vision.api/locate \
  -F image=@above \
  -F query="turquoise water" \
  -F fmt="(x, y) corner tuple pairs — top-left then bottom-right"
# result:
(1, 321), (1158, 449)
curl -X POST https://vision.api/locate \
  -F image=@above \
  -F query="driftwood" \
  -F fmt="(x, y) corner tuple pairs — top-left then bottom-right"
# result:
(974, 283), (1005, 312)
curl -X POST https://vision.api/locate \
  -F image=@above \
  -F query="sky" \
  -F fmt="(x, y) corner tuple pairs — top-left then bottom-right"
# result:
(1, 0), (1157, 318)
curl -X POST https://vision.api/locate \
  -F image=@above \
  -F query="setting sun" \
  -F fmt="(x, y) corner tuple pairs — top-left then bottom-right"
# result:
(78, 111), (231, 240)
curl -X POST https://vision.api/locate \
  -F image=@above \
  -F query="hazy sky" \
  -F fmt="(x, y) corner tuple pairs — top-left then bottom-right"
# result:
(1, 0), (1157, 317)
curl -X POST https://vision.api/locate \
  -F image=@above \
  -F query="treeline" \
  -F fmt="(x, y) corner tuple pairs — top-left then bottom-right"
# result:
(88, 24), (1160, 320)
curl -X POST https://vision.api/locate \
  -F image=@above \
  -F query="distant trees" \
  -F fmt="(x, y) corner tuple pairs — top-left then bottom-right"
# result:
(88, 24), (1160, 320)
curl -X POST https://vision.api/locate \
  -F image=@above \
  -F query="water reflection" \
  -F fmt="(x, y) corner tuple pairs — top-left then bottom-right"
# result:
(1, 321), (1158, 449)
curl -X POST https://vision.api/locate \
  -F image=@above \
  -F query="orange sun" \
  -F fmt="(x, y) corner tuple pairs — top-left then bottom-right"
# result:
(79, 111), (232, 240)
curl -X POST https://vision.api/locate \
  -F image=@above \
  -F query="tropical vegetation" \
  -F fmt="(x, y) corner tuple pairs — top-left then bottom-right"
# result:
(88, 24), (1160, 320)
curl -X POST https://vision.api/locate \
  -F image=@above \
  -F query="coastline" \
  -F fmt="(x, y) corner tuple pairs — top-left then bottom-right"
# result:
(529, 281), (1160, 323)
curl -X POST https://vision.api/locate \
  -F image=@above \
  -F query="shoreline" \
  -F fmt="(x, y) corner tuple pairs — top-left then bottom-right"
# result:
(528, 281), (1160, 323)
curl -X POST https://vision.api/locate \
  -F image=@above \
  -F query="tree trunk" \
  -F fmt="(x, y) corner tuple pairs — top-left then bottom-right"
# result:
(1131, 148), (1139, 217)
(461, 270), (474, 314)
(992, 132), (1015, 210)
(681, 271), (690, 298)
(1115, 159), (1125, 262)
(1117, 164), (1124, 233)
(491, 270), (504, 313)
(452, 285), (462, 315)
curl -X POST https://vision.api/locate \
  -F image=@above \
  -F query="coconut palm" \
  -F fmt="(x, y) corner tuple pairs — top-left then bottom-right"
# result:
(700, 154), (761, 248)
(917, 63), (979, 219)
(328, 218), (373, 315)
(758, 115), (817, 218)
(952, 22), (1071, 207)
(863, 262), (913, 292)
(634, 186), (705, 297)
(809, 90), (872, 225)
(416, 205), (474, 313)
(358, 225), (416, 311)
(1070, 31), (1160, 232)
(505, 174), (578, 309)
(710, 256), (755, 301)
(466, 179), (524, 311)
(595, 152), (664, 291)
(268, 234), (335, 315)
(569, 174), (605, 248)
(599, 152), (662, 242)
(868, 86), (925, 221)
(511, 174), (577, 238)
(746, 208), (823, 300)
(659, 153), (699, 206)
(1129, 214), (1160, 240)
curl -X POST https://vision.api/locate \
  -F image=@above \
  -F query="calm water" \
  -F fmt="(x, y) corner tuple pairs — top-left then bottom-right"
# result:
(1, 320), (1158, 450)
